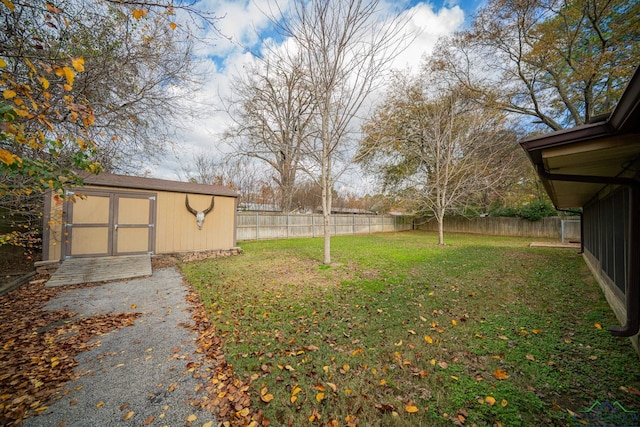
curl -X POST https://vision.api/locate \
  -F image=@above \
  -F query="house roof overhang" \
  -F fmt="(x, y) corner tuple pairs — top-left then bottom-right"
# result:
(520, 65), (640, 209)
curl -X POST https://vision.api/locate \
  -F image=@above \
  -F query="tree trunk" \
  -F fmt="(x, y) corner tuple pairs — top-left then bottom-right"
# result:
(321, 170), (332, 264)
(437, 210), (445, 245)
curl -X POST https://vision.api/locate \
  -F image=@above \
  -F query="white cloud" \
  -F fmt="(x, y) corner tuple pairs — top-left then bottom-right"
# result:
(148, 1), (466, 182)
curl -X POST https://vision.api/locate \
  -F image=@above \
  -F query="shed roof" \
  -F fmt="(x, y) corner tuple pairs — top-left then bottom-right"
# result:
(520, 65), (640, 208)
(77, 171), (238, 197)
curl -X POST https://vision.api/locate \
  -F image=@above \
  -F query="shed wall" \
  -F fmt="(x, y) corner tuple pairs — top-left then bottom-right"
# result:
(44, 185), (237, 260)
(155, 191), (236, 253)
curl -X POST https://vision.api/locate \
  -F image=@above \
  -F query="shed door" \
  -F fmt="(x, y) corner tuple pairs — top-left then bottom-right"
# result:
(65, 190), (156, 258)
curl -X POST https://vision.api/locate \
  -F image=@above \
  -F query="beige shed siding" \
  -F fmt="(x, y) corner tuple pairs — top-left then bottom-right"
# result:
(155, 192), (236, 254)
(44, 192), (64, 261)
(44, 177), (237, 261)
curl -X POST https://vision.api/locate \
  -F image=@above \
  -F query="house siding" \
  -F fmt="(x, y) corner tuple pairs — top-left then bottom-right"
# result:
(583, 187), (638, 352)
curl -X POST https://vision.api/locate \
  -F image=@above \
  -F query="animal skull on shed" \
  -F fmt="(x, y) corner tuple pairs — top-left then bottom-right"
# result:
(185, 194), (215, 230)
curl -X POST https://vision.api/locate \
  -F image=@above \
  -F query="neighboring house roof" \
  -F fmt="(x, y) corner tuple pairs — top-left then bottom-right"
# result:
(520, 64), (640, 208)
(77, 171), (238, 197)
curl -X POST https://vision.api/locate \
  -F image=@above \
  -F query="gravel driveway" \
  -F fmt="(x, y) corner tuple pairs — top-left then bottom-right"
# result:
(23, 267), (217, 427)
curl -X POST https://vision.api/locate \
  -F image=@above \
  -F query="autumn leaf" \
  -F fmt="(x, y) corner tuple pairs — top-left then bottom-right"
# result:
(0, 58), (6, 67)
(72, 57), (85, 72)
(493, 369), (509, 380)
(316, 392), (325, 402)
(502, 399), (508, 407)
(451, 319), (457, 326)
(485, 396), (496, 406)
(186, 414), (197, 422)
(405, 405), (419, 413)
(132, 9), (147, 19)
(260, 387), (273, 403)
(3, 89), (16, 99)
(96, 401), (104, 408)
(526, 354), (535, 361)
(0, 148), (16, 165)
(45, 2), (61, 13)
(309, 407), (321, 422)
(143, 415), (155, 425)
(169, 22), (177, 30)
(2, 0), (14, 11)
(424, 335), (433, 344)
(594, 323), (602, 329)
(326, 382), (337, 393)
(438, 361), (448, 369)
(123, 411), (134, 420)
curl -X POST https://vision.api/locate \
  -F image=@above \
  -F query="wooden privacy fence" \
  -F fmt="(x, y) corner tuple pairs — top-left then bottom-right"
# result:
(416, 216), (581, 240)
(236, 213), (413, 241)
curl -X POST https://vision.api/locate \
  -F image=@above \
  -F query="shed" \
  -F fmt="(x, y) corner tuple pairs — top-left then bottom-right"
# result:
(520, 64), (640, 351)
(43, 172), (238, 262)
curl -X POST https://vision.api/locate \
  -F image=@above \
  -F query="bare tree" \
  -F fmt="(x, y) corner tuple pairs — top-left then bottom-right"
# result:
(179, 153), (272, 206)
(359, 72), (520, 244)
(223, 53), (315, 212)
(270, 0), (414, 263)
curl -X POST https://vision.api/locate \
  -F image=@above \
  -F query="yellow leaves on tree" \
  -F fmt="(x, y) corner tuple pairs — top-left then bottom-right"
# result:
(1, 0), (15, 12)
(72, 57), (85, 72)
(54, 65), (75, 89)
(0, 148), (17, 165)
(132, 8), (148, 19)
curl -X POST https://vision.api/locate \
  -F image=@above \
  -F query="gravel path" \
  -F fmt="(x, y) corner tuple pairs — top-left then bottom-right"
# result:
(23, 267), (217, 427)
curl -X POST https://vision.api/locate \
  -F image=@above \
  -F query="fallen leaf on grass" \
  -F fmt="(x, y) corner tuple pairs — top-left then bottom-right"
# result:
(526, 354), (535, 361)
(594, 323), (602, 329)
(493, 369), (509, 380)
(502, 399), (508, 407)
(621, 386), (640, 396)
(308, 407), (321, 422)
(485, 396), (496, 406)
(424, 335), (433, 344)
(438, 361), (448, 369)
(316, 392), (325, 402)
(405, 405), (419, 413)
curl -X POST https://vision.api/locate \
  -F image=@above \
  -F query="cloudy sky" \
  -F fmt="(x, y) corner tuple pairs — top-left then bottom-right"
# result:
(150, 0), (481, 187)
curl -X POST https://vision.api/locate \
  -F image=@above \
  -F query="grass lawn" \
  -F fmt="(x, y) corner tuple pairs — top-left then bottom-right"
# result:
(180, 231), (640, 426)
